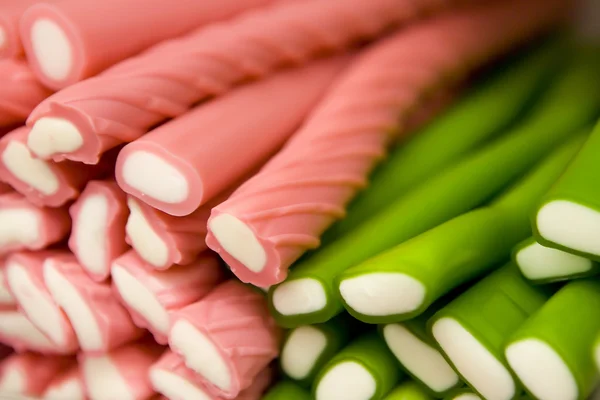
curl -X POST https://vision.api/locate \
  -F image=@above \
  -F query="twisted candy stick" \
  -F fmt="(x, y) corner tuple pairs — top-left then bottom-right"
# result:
(0, 310), (59, 353)
(26, 0), (478, 164)
(206, 0), (569, 287)
(0, 353), (73, 397)
(42, 365), (85, 400)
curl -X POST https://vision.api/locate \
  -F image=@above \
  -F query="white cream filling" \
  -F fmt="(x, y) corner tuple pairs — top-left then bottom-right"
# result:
(43, 377), (84, 400)
(281, 325), (328, 380)
(125, 198), (169, 268)
(272, 278), (327, 316)
(30, 18), (73, 81)
(517, 240), (593, 280)
(82, 357), (133, 400)
(0, 269), (15, 305)
(0, 209), (40, 249)
(150, 368), (212, 400)
(315, 361), (376, 400)
(28, 118), (83, 158)
(2, 141), (59, 195)
(0, 366), (25, 394)
(74, 194), (109, 276)
(0, 310), (54, 349)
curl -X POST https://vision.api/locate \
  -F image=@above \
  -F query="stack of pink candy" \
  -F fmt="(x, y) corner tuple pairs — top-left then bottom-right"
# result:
(0, 0), (570, 398)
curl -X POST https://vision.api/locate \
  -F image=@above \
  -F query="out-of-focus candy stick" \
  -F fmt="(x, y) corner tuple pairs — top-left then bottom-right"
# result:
(0, 353), (72, 397)
(0, 127), (116, 207)
(169, 280), (281, 398)
(207, 0), (570, 288)
(80, 341), (164, 400)
(0, 260), (16, 310)
(429, 263), (552, 400)
(0, 192), (70, 255)
(5, 250), (78, 353)
(150, 350), (273, 400)
(384, 381), (436, 400)
(263, 381), (312, 400)
(25, 0), (486, 165)
(42, 365), (85, 400)
(69, 179), (129, 281)
(116, 56), (349, 216)
(19, 0), (278, 90)
(312, 332), (401, 400)
(0, 182), (12, 195)
(513, 236), (600, 283)
(0, 309), (59, 353)
(43, 253), (144, 353)
(505, 280), (600, 400)
(0, 59), (52, 128)
(111, 250), (225, 344)
(443, 388), (483, 400)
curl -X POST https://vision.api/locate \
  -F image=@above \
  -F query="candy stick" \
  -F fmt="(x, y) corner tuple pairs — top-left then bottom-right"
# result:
(111, 250), (225, 344)
(207, 0), (569, 289)
(280, 314), (356, 385)
(0, 353), (72, 397)
(513, 237), (600, 283)
(0, 309), (59, 353)
(0, 59), (52, 127)
(24, 0), (481, 164)
(19, 0), (277, 90)
(0, 182), (12, 195)
(69, 179), (129, 281)
(42, 365), (85, 400)
(169, 280), (281, 398)
(534, 117), (600, 260)
(338, 133), (586, 323)
(443, 388), (482, 400)
(0, 192), (70, 255)
(80, 341), (164, 400)
(322, 38), (568, 243)
(263, 381), (312, 400)
(116, 56), (350, 216)
(505, 280), (600, 400)
(384, 381), (436, 400)
(43, 253), (144, 353)
(5, 250), (79, 352)
(430, 263), (552, 400)
(268, 55), (599, 328)
(312, 332), (401, 400)
(0, 260), (16, 310)
(150, 351), (273, 400)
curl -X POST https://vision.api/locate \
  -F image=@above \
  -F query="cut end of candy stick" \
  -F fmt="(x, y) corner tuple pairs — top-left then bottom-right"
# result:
(0, 362), (24, 393)
(0, 310), (55, 352)
(72, 194), (109, 277)
(432, 317), (516, 400)
(82, 356), (133, 400)
(339, 273), (426, 317)
(1, 140), (59, 195)
(271, 278), (327, 316)
(382, 323), (459, 393)
(315, 361), (376, 400)
(536, 200), (600, 257)
(170, 319), (232, 391)
(505, 339), (578, 400)
(43, 368), (85, 400)
(516, 240), (593, 281)
(126, 197), (170, 268)
(150, 368), (208, 400)
(0, 208), (40, 252)
(281, 325), (328, 380)
(455, 394), (482, 400)
(28, 118), (83, 159)
(29, 18), (73, 82)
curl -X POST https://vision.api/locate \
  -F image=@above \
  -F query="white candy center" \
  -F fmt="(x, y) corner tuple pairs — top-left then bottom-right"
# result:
(126, 198), (169, 268)
(30, 18), (73, 81)
(43, 377), (84, 400)
(28, 118), (84, 158)
(516, 241), (592, 280)
(0, 209), (39, 249)
(316, 361), (376, 400)
(150, 369), (212, 400)
(74, 194), (109, 276)
(272, 278), (327, 316)
(83, 357), (133, 400)
(2, 141), (59, 195)
(0, 310), (54, 349)
(281, 325), (328, 380)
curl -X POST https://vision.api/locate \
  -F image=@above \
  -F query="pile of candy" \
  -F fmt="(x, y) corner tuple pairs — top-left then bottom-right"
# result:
(0, 0), (598, 399)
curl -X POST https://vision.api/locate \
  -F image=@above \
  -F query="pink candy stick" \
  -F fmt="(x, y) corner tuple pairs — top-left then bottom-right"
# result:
(206, 0), (569, 286)
(69, 179), (129, 281)
(0, 309), (61, 354)
(111, 250), (225, 344)
(0, 126), (117, 207)
(19, 0), (277, 90)
(0, 353), (73, 397)
(0, 59), (53, 128)
(116, 56), (349, 216)
(26, 0), (474, 165)
(42, 365), (85, 400)
(5, 250), (79, 353)
(80, 341), (165, 400)
(42, 253), (144, 353)
(169, 280), (281, 398)
(150, 351), (273, 400)
(0, 260), (16, 310)
(0, 192), (70, 255)
(0, 182), (12, 195)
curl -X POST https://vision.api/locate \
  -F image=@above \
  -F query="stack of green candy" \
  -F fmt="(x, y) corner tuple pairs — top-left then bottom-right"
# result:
(262, 37), (600, 400)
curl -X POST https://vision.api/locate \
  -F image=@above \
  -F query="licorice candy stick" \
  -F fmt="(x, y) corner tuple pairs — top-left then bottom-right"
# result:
(430, 263), (552, 400)
(0, 260), (15, 310)
(312, 332), (401, 400)
(338, 133), (586, 324)
(0, 353), (73, 397)
(42, 365), (85, 400)
(68, 179), (129, 281)
(321, 38), (568, 243)
(513, 237), (600, 283)
(268, 56), (600, 328)
(111, 250), (225, 344)
(443, 388), (483, 400)
(263, 381), (312, 400)
(384, 381), (436, 400)
(5, 250), (79, 352)
(505, 280), (600, 400)
(0, 309), (59, 353)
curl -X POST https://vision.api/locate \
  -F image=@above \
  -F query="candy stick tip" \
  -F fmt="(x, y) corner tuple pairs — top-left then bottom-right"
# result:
(28, 117), (83, 159)
(271, 278), (327, 316)
(28, 18), (73, 82)
(125, 198), (169, 268)
(150, 368), (204, 400)
(2, 140), (59, 195)
(82, 356), (132, 400)
(281, 325), (328, 380)
(74, 194), (109, 275)
(0, 208), (40, 249)
(516, 241), (592, 281)
(315, 361), (376, 400)
(0, 366), (24, 392)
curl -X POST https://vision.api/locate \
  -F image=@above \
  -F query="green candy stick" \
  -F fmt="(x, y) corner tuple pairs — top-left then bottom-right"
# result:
(383, 381), (436, 400)
(513, 236), (600, 283)
(337, 133), (586, 324)
(505, 280), (600, 400)
(594, 333), (600, 376)
(269, 55), (600, 328)
(321, 39), (568, 243)
(429, 263), (553, 400)
(443, 387), (482, 400)
(280, 314), (357, 386)
(313, 332), (402, 400)
(263, 381), (312, 400)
